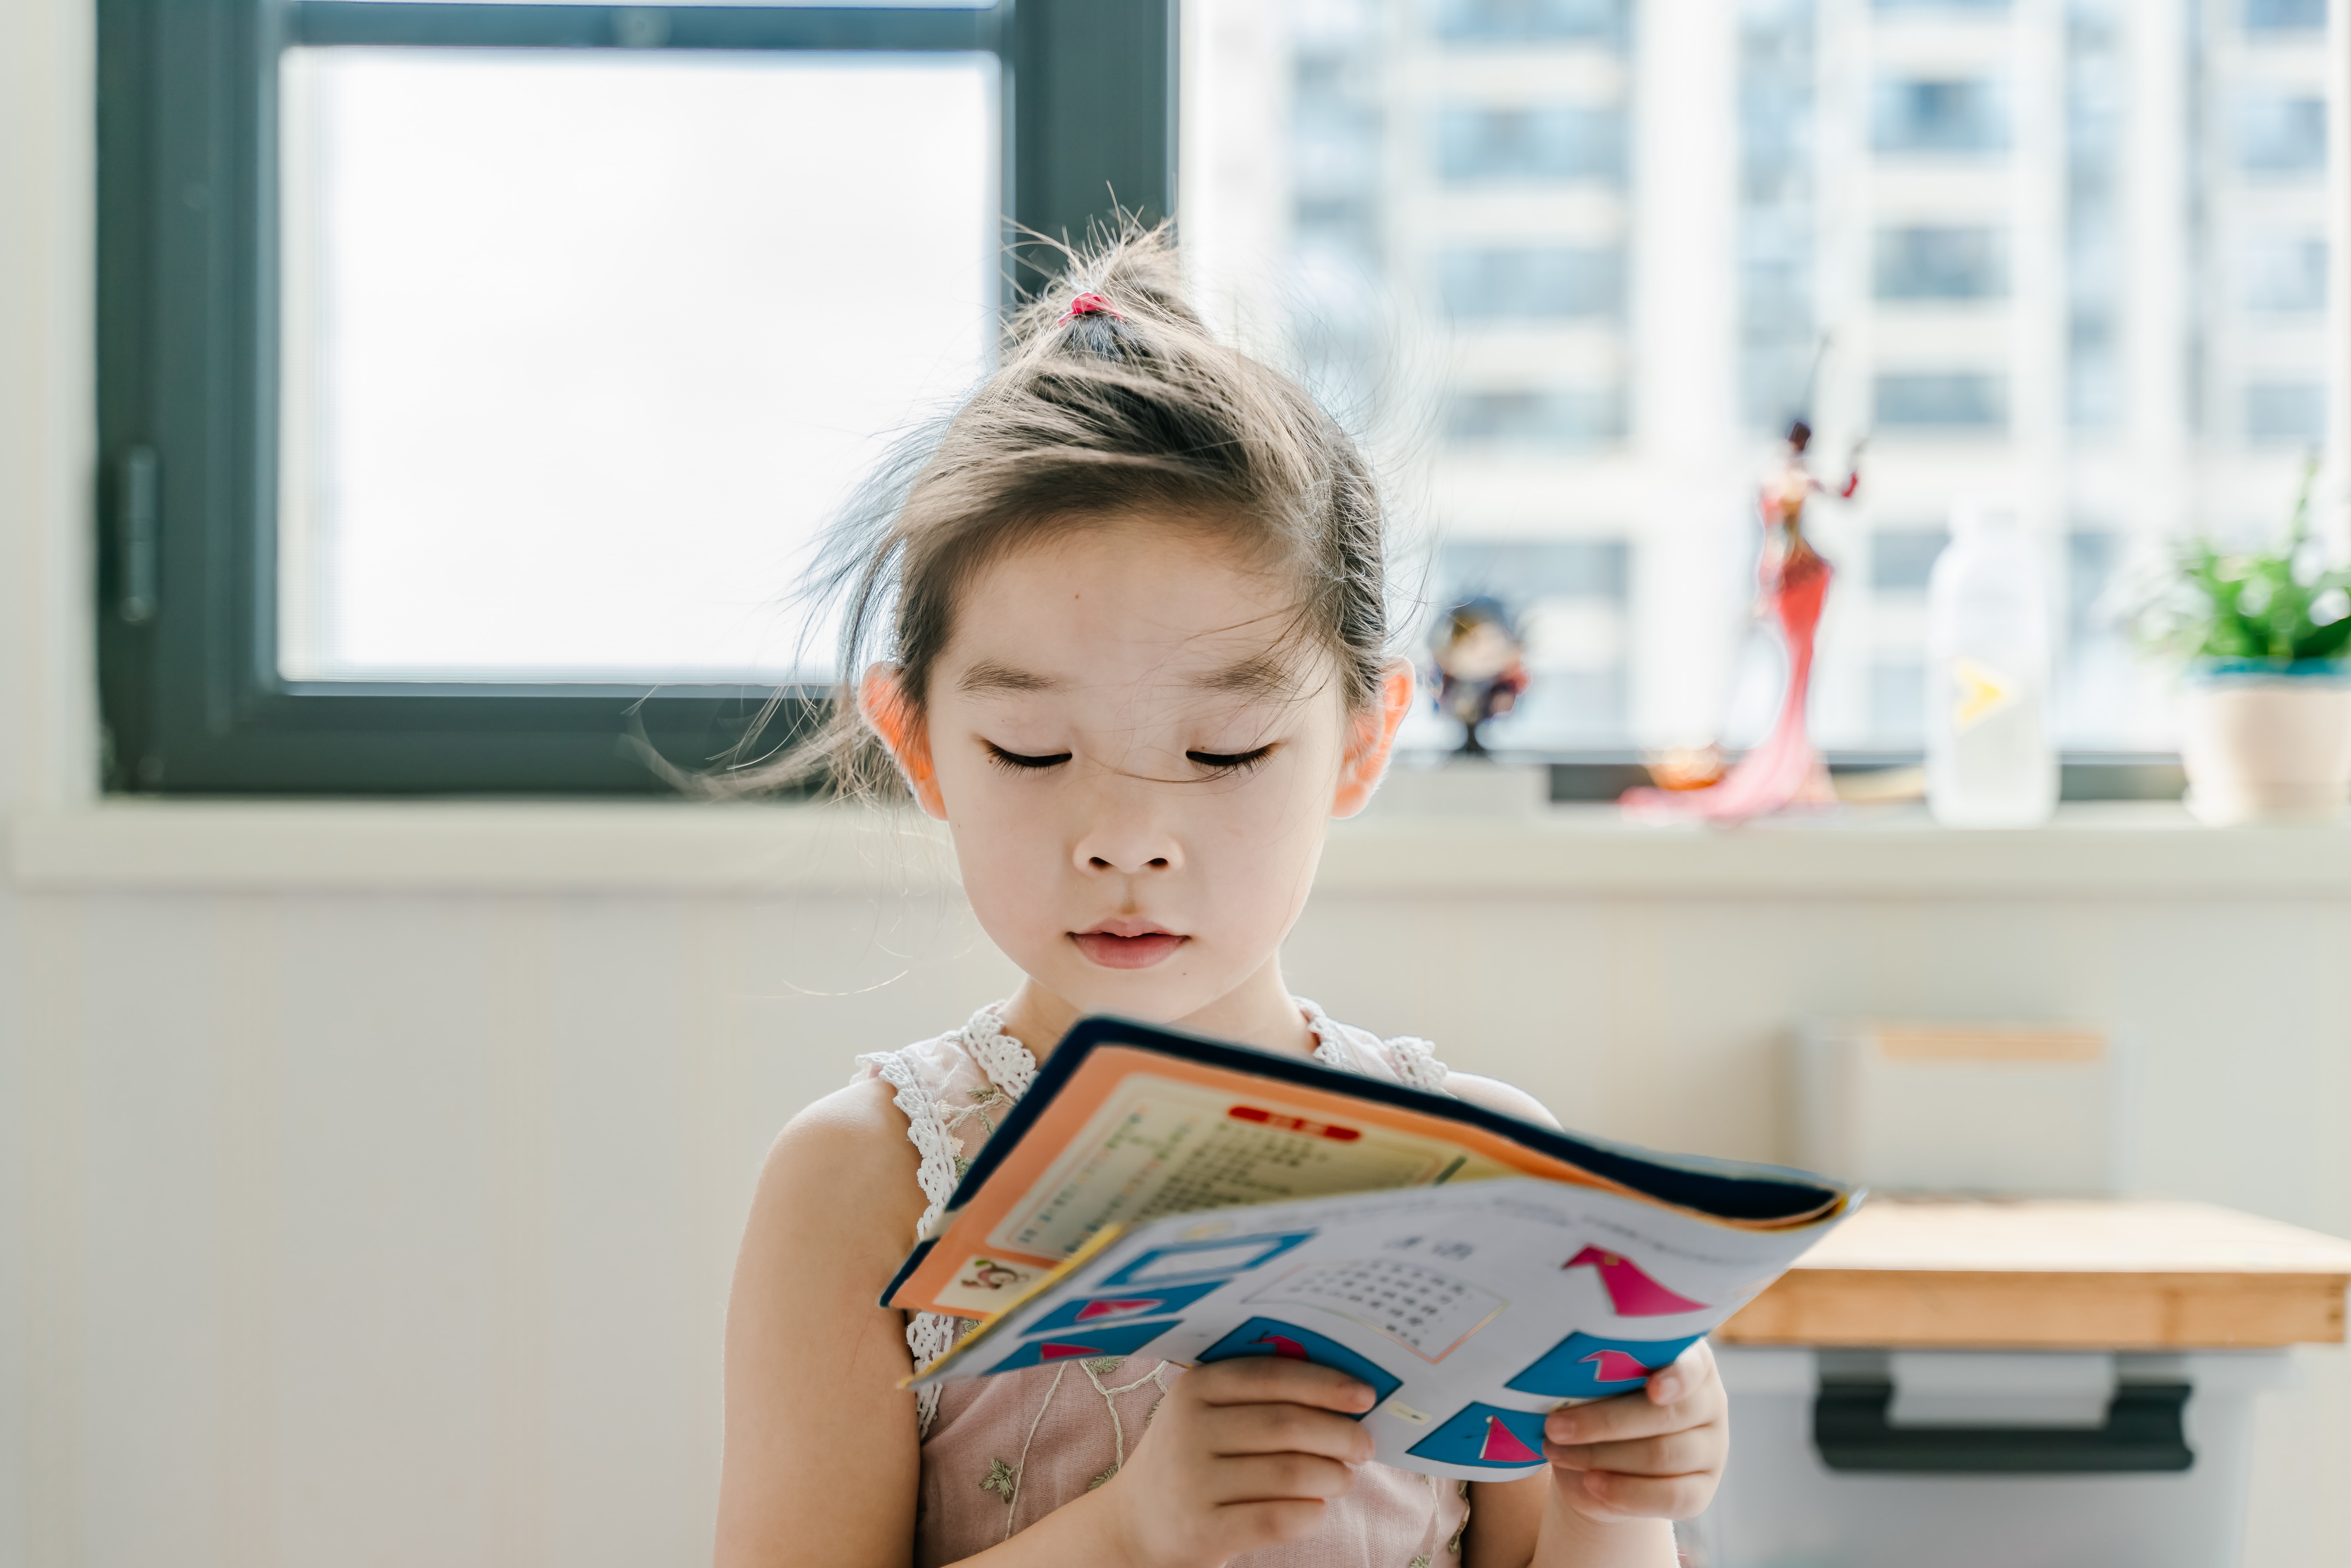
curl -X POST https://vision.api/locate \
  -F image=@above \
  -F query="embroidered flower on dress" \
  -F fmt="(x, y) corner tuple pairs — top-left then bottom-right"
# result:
(980, 1458), (1020, 1502)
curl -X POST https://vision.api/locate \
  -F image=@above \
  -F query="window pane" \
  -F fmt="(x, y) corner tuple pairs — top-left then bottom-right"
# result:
(1184, 0), (2340, 758)
(1875, 225), (2007, 299)
(1871, 77), (2009, 154)
(278, 48), (998, 682)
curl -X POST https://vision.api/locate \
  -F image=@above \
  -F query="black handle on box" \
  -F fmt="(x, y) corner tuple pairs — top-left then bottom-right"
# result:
(1813, 1378), (2194, 1473)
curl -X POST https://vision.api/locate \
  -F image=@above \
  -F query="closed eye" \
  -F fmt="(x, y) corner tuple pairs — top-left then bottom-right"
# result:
(1186, 744), (1277, 774)
(983, 742), (1072, 772)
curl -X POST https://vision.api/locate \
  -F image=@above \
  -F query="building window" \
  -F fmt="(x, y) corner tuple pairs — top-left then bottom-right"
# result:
(2237, 94), (2327, 176)
(1870, 529), (1951, 592)
(1437, 106), (1626, 184)
(2246, 382), (2327, 445)
(1434, 0), (1626, 44)
(1872, 77), (2010, 154)
(2241, 236), (2329, 313)
(1447, 389), (1628, 448)
(1875, 226), (2007, 300)
(1440, 247), (1625, 320)
(1875, 372), (2008, 429)
(2243, 0), (2326, 32)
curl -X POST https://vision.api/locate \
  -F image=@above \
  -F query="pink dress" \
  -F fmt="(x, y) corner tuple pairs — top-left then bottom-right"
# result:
(853, 1002), (1475, 1568)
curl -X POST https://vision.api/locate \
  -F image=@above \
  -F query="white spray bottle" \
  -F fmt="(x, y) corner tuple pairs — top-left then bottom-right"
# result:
(1926, 499), (2057, 827)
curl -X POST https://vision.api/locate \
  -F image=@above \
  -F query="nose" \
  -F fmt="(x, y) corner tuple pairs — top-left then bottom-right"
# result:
(1071, 774), (1183, 876)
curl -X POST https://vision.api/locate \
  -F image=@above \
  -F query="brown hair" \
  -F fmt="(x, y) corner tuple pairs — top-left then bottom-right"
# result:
(725, 221), (1395, 801)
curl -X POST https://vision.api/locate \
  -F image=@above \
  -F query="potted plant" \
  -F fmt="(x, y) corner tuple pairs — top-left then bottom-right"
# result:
(2128, 462), (2351, 825)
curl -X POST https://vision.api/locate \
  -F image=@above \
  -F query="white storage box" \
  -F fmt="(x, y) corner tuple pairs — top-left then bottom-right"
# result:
(1794, 1019), (2132, 1196)
(1695, 1345), (2294, 1568)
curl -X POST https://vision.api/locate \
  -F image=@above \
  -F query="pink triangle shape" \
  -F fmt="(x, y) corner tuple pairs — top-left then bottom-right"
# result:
(1564, 1246), (1710, 1316)
(1581, 1349), (1652, 1383)
(1479, 1415), (1542, 1464)
(1037, 1341), (1100, 1361)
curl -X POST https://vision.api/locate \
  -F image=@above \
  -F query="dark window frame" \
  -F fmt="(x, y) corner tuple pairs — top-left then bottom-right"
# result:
(96, 0), (1176, 794)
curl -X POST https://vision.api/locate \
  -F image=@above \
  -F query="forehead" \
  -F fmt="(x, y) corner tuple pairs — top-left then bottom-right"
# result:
(938, 520), (1322, 700)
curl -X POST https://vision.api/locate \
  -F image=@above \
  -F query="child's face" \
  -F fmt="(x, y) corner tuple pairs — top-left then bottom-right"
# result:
(867, 519), (1408, 1028)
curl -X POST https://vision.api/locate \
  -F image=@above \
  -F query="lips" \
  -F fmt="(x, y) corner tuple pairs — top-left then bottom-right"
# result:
(1069, 922), (1188, 970)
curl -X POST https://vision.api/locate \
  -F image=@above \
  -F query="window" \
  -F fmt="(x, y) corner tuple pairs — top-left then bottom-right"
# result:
(1875, 226), (2007, 300)
(1181, 0), (2343, 761)
(1434, 0), (1627, 43)
(2237, 94), (2328, 175)
(1872, 78), (2010, 155)
(98, 0), (1173, 792)
(1440, 247), (1625, 321)
(1438, 107), (1626, 185)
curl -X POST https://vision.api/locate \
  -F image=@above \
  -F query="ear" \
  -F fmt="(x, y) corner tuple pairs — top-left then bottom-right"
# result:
(1331, 658), (1415, 820)
(859, 663), (948, 820)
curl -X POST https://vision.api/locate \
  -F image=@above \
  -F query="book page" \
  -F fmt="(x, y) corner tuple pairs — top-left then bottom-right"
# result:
(991, 1072), (1510, 1259)
(912, 1176), (1849, 1482)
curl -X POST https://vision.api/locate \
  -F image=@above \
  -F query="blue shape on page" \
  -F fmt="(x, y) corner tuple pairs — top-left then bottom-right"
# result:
(1025, 1279), (1228, 1335)
(1503, 1331), (1703, 1399)
(1099, 1231), (1314, 1289)
(1406, 1401), (1551, 1471)
(1196, 1316), (1402, 1417)
(984, 1317), (1181, 1373)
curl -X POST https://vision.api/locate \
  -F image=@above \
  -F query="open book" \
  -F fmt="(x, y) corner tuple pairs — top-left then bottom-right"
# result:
(887, 1016), (1856, 1481)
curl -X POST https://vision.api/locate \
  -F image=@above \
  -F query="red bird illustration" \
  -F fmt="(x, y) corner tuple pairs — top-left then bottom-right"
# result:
(1479, 1416), (1542, 1464)
(1252, 1333), (1309, 1359)
(1563, 1246), (1709, 1317)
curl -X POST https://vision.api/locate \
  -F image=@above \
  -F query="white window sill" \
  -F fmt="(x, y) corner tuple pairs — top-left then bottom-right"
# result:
(10, 799), (2351, 895)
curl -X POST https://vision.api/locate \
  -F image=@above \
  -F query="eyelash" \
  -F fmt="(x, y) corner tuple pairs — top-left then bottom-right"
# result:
(1187, 745), (1277, 776)
(980, 743), (1278, 776)
(984, 743), (1073, 772)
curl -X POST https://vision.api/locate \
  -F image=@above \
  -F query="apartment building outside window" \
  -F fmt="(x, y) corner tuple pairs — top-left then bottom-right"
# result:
(1183, 0), (2347, 760)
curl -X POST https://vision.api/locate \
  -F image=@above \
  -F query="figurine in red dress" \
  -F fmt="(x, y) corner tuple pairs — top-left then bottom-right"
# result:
(1623, 420), (1862, 822)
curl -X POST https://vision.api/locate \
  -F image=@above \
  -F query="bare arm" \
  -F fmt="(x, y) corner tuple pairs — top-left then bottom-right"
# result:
(715, 1080), (929, 1567)
(716, 1081), (1378, 1568)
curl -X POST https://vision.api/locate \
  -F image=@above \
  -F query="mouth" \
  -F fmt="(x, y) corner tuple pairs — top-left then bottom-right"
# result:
(1068, 921), (1189, 971)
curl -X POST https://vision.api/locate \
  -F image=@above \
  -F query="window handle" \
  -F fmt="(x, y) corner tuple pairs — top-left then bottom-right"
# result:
(118, 445), (158, 624)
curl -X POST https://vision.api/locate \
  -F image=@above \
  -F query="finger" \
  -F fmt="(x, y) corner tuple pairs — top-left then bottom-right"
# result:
(1644, 1342), (1717, 1407)
(1183, 1356), (1377, 1415)
(1204, 1402), (1378, 1464)
(1207, 1450), (1360, 1505)
(1545, 1425), (1722, 1478)
(1545, 1392), (1699, 1447)
(1572, 1468), (1716, 1521)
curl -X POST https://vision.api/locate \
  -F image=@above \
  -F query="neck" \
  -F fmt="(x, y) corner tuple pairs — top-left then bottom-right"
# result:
(996, 956), (1317, 1063)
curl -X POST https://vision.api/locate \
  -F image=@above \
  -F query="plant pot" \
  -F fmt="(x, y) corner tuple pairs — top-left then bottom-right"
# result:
(2177, 660), (2351, 825)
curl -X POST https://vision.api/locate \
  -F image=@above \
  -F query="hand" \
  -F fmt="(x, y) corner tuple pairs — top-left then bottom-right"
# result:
(1096, 1357), (1376, 1568)
(1541, 1340), (1728, 1525)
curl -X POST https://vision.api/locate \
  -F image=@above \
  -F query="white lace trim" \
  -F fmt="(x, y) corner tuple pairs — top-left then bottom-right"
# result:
(963, 1003), (1039, 1099)
(1297, 996), (1452, 1092)
(871, 1000), (1443, 1438)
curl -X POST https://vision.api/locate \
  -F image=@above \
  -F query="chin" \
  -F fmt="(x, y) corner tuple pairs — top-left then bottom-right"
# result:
(1046, 964), (1225, 1027)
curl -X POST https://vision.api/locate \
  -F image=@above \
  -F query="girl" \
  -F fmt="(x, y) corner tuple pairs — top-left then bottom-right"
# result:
(715, 228), (1728, 1568)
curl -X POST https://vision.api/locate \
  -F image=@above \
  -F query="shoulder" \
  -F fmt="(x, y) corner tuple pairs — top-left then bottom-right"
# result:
(749, 1079), (927, 1256)
(1442, 1071), (1563, 1131)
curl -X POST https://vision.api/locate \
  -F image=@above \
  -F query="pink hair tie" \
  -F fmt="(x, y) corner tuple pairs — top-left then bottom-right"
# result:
(1060, 291), (1124, 324)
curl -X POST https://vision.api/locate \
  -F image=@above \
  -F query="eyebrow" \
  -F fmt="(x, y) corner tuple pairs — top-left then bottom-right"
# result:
(1188, 654), (1299, 701)
(952, 653), (1299, 700)
(956, 660), (1062, 696)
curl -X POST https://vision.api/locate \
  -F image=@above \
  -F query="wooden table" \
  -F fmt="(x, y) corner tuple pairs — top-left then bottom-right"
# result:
(1718, 1199), (2351, 1350)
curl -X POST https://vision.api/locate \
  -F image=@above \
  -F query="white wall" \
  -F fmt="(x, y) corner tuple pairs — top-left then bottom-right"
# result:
(5, 4), (2348, 1566)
